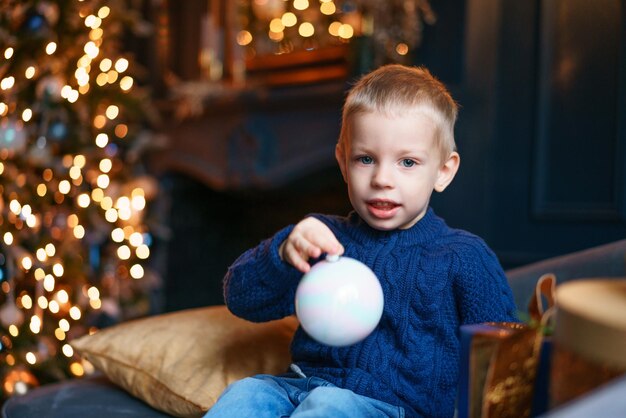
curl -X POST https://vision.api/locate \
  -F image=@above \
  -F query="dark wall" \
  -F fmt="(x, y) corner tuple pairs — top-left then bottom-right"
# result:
(423, 0), (626, 267)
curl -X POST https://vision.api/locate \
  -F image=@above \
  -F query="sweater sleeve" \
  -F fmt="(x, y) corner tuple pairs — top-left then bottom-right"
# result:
(223, 224), (303, 322)
(452, 236), (519, 325)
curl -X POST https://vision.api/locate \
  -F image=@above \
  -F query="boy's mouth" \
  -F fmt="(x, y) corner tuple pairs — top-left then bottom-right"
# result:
(366, 199), (400, 219)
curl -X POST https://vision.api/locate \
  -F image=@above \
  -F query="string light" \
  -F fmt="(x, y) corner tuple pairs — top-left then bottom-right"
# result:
(0, 0), (154, 390)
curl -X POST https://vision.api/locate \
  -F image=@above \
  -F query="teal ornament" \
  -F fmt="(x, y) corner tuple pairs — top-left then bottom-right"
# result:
(0, 120), (27, 153)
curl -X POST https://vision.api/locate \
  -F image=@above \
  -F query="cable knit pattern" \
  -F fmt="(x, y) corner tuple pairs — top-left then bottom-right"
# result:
(223, 208), (518, 418)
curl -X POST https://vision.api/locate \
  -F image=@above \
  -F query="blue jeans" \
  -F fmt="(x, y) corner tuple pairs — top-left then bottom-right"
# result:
(204, 373), (405, 418)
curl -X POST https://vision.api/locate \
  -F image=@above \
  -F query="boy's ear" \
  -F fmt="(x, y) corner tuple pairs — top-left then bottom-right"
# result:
(434, 151), (460, 192)
(335, 144), (348, 182)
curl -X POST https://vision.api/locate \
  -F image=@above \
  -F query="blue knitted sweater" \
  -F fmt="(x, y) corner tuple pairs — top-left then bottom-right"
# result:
(223, 208), (518, 417)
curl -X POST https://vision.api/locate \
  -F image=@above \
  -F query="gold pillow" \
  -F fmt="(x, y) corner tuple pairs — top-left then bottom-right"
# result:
(70, 306), (298, 418)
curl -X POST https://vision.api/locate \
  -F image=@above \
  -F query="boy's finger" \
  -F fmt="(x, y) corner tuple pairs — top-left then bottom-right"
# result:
(317, 237), (344, 256)
(295, 236), (321, 259)
(284, 245), (311, 273)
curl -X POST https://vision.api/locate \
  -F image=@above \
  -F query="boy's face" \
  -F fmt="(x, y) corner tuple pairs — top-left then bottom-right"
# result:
(336, 111), (459, 231)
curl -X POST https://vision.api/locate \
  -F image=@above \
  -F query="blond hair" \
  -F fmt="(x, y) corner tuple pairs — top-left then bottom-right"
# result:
(338, 65), (458, 163)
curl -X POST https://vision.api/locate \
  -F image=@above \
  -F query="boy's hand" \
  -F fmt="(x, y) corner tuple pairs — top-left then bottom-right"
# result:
(279, 217), (344, 273)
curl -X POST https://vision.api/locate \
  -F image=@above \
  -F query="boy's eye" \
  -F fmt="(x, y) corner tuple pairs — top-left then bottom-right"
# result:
(401, 159), (416, 167)
(358, 156), (373, 164)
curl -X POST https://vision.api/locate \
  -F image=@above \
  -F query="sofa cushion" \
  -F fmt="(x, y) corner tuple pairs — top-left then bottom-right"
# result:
(506, 239), (626, 312)
(69, 306), (298, 418)
(1, 374), (171, 418)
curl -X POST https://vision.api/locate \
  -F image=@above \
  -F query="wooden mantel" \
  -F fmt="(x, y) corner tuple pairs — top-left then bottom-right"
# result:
(149, 80), (348, 191)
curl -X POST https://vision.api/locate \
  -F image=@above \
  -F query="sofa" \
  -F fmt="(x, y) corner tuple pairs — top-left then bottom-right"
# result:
(3, 239), (625, 418)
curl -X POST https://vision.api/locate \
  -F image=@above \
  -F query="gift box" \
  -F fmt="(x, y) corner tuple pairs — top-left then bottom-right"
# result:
(458, 274), (555, 418)
(550, 278), (626, 407)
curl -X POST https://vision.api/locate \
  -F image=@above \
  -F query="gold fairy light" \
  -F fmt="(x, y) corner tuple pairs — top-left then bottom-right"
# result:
(396, 43), (409, 55)
(282, 12), (297, 27)
(129, 232), (143, 246)
(77, 193), (90, 208)
(25, 66), (35, 78)
(67, 214), (79, 228)
(21, 108), (32, 122)
(45, 244), (56, 257)
(114, 124), (128, 138)
(59, 319), (70, 332)
(29, 316), (41, 334)
(34, 269), (45, 281)
(91, 188), (104, 202)
(119, 76), (133, 91)
(45, 42), (57, 55)
(70, 362), (84, 376)
(4, 47), (13, 59)
(58, 180), (71, 194)
(104, 208), (117, 223)
(98, 6), (111, 19)
(237, 30), (253, 46)
(69, 306), (81, 320)
(36, 248), (47, 262)
(55, 328), (66, 341)
(52, 263), (64, 277)
(114, 58), (129, 73)
(118, 207), (131, 221)
(99, 158), (112, 173)
(99, 58), (112, 72)
(89, 28), (103, 41)
(78, 55), (91, 68)
(298, 22), (314, 37)
(43, 275), (55, 292)
(1, 76), (14, 90)
(105, 105), (119, 119)
(20, 204), (32, 217)
(84, 41), (99, 59)
(111, 228), (124, 242)
(95, 133), (108, 148)
(320, 2), (335, 15)
(338, 23), (354, 39)
(116, 196), (130, 209)
(293, 0), (309, 11)
(38, 296), (48, 309)
(269, 18), (284, 33)
(130, 264), (144, 279)
(107, 70), (118, 83)
(26, 214), (37, 228)
(87, 287), (100, 300)
(48, 300), (59, 313)
(93, 114), (106, 128)
(62, 344), (74, 358)
(56, 290), (69, 304)
(97, 174), (110, 189)
(69, 166), (81, 180)
(100, 196), (113, 210)
(73, 225), (85, 239)
(9, 326), (18, 337)
(96, 72), (108, 86)
(25, 352), (37, 364)
(117, 245), (131, 260)
(20, 295), (32, 309)
(136, 244), (150, 259)
(21, 257), (32, 270)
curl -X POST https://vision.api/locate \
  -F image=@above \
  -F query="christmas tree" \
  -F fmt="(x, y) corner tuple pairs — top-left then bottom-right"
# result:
(0, 0), (161, 397)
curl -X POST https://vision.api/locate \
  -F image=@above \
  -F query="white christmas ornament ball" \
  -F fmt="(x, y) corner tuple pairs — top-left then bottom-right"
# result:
(295, 255), (384, 347)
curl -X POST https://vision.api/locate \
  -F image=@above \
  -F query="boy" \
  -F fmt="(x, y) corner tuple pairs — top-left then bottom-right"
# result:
(205, 65), (518, 418)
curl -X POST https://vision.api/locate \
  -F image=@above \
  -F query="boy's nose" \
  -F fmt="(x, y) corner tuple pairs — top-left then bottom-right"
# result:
(371, 166), (394, 188)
